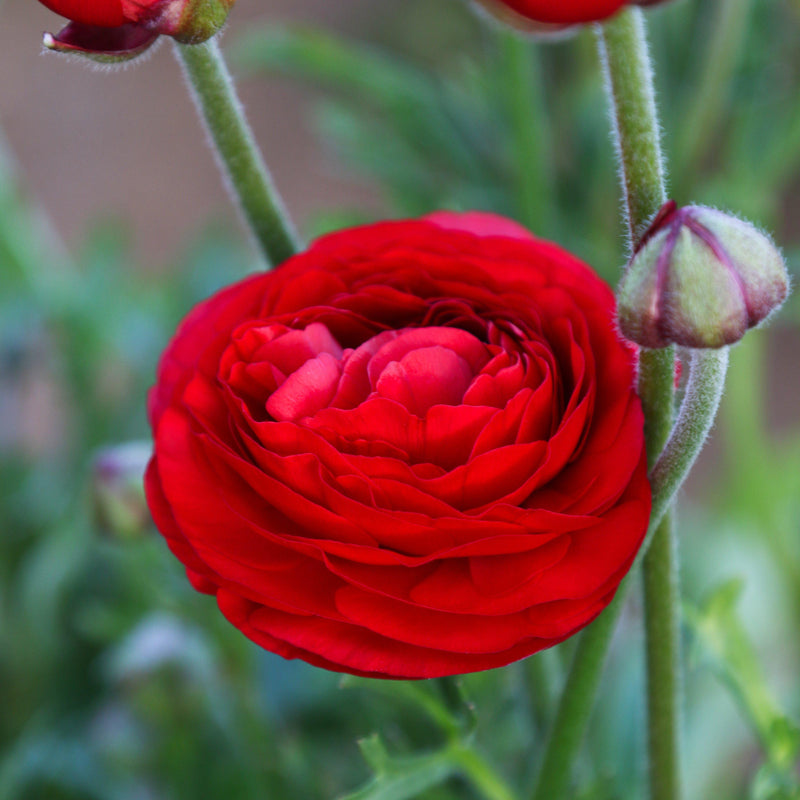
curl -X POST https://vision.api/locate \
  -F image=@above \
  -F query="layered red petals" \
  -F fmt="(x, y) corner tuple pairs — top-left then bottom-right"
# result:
(146, 213), (650, 679)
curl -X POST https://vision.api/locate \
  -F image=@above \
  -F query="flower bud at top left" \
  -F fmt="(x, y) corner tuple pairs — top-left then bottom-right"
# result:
(40, 0), (236, 64)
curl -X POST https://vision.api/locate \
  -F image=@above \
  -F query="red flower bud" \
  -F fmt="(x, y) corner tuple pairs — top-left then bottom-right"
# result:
(473, 0), (670, 29)
(40, 0), (235, 63)
(617, 202), (790, 349)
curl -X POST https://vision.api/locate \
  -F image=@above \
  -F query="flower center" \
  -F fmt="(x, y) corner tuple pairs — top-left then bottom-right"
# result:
(221, 322), (495, 423)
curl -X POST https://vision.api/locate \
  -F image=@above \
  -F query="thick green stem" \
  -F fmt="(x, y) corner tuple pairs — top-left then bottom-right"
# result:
(599, 11), (681, 800)
(175, 39), (299, 267)
(531, 10), (678, 798)
(642, 514), (679, 800)
(636, 349), (728, 800)
(529, 346), (726, 798)
(596, 9), (667, 248)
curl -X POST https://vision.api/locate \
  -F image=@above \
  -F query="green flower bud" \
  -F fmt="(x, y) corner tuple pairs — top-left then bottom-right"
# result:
(91, 442), (152, 540)
(618, 201), (790, 349)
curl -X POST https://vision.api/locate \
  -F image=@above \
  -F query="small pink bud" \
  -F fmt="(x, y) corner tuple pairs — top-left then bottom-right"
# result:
(617, 202), (790, 349)
(40, 0), (235, 63)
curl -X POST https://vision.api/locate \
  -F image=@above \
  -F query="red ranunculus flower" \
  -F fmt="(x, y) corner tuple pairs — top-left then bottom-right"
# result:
(40, 0), (234, 62)
(476, 0), (666, 26)
(145, 213), (650, 679)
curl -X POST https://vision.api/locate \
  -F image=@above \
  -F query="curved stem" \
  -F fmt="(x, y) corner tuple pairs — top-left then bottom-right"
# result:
(530, 343), (727, 798)
(174, 38), (299, 267)
(648, 348), (730, 533)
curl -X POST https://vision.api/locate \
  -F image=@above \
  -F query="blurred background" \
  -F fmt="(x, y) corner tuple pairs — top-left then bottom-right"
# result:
(0, 0), (798, 798)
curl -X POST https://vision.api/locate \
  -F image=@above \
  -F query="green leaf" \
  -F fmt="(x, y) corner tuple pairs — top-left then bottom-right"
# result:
(340, 676), (470, 739)
(685, 580), (800, 784)
(339, 741), (456, 800)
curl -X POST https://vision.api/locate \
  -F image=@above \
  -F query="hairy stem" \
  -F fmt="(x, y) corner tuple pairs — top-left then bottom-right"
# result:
(531, 10), (678, 798)
(648, 349), (729, 532)
(597, 8), (667, 248)
(599, 10), (681, 800)
(175, 38), (299, 267)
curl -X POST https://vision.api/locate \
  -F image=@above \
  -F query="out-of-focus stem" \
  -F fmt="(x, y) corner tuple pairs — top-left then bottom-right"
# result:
(498, 30), (552, 233)
(675, 0), (754, 186)
(648, 348), (729, 533)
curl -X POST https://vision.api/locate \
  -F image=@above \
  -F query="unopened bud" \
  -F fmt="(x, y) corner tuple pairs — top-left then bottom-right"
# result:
(91, 442), (152, 539)
(618, 202), (789, 349)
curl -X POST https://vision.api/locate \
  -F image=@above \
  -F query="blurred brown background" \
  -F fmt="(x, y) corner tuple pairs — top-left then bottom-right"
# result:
(1, 0), (391, 264)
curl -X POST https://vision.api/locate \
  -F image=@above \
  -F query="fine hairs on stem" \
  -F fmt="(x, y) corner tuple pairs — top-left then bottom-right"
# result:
(648, 348), (730, 532)
(174, 38), (299, 268)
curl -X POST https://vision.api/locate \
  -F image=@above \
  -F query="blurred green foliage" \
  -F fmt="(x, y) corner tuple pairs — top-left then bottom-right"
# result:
(1, 0), (799, 798)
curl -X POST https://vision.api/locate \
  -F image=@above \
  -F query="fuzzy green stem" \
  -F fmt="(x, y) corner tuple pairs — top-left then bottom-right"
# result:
(596, 9), (667, 247)
(642, 514), (679, 800)
(175, 39), (299, 267)
(599, 10), (681, 800)
(530, 10), (677, 798)
(648, 349), (729, 532)
(530, 345), (726, 799)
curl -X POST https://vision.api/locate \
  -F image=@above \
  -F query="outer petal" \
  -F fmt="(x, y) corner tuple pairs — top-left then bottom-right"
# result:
(39, 0), (131, 27)
(43, 21), (159, 61)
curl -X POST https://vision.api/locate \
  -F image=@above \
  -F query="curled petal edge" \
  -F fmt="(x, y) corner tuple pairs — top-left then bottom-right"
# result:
(43, 21), (159, 63)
